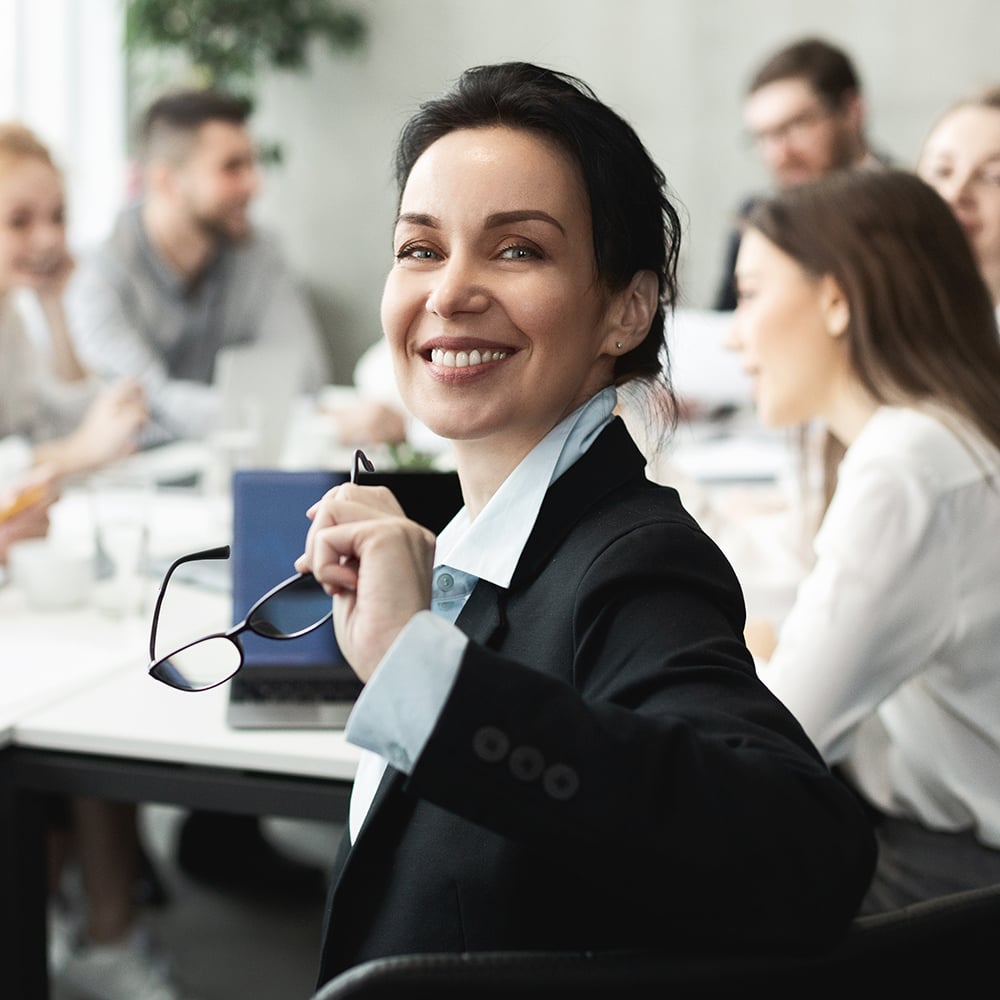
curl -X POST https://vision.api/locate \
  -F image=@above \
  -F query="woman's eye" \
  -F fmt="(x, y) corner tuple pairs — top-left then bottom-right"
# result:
(396, 244), (439, 261)
(498, 243), (540, 261)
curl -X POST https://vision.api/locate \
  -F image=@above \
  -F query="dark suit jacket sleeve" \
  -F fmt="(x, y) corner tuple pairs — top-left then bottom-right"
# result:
(713, 196), (761, 311)
(408, 513), (875, 946)
(713, 227), (741, 311)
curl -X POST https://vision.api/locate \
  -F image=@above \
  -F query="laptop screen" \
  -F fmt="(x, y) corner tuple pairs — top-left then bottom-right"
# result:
(230, 467), (464, 676)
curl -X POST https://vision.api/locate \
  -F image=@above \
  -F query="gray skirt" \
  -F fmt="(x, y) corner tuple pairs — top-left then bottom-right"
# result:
(862, 814), (1000, 914)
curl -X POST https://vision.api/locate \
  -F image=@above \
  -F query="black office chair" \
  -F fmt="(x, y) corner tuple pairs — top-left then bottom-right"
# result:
(311, 882), (1000, 998)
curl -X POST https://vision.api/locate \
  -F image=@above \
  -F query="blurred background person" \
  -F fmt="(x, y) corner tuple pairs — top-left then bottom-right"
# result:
(0, 123), (146, 488)
(65, 88), (329, 445)
(63, 87), (333, 904)
(0, 122), (194, 999)
(918, 84), (1000, 325)
(729, 167), (1000, 911)
(714, 37), (888, 311)
(0, 120), (146, 571)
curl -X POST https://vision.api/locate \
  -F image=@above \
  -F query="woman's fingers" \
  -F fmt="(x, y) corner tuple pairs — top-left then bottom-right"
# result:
(296, 484), (406, 572)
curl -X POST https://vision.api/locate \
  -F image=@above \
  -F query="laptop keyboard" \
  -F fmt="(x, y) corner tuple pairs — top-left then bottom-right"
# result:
(229, 675), (362, 704)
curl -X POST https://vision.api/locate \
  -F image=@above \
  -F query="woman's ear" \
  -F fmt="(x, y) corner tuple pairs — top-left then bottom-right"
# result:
(820, 274), (850, 338)
(607, 270), (659, 354)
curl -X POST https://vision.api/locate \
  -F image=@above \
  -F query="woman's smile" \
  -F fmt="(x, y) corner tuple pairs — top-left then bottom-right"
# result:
(429, 346), (510, 368)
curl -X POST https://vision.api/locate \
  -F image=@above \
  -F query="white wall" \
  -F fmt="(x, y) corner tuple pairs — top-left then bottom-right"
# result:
(0, 0), (126, 253)
(221, 1), (1000, 376)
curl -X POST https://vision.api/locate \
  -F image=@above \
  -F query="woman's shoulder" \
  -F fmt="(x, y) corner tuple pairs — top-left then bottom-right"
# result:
(578, 476), (728, 568)
(845, 406), (1000, 492)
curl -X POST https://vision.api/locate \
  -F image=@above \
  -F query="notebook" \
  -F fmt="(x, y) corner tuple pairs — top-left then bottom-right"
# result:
(226, 467), (464, 729)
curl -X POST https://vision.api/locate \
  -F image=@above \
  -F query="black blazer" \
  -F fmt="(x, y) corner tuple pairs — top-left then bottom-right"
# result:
(316, 418), (875, 985)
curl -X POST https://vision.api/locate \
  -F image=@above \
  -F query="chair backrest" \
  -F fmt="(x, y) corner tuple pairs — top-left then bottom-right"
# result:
(311, 882), (1000, 998)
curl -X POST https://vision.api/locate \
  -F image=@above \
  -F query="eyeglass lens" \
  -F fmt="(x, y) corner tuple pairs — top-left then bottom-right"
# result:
(150, 635), (242, 691)
(248, 574), (333, 637)
(150, 569), (335, 692)
(151, 451), (373, 693)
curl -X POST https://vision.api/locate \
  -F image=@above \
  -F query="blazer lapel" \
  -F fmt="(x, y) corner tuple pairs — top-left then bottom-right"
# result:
(511, 416), (648, 587)
(455, 577), (505, 645)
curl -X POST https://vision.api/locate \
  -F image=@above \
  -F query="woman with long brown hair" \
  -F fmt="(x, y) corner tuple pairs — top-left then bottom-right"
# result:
(730, 166), (1000, 911)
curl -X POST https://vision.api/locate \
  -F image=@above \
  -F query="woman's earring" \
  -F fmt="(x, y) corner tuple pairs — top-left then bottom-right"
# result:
(615, 341), (623, 350)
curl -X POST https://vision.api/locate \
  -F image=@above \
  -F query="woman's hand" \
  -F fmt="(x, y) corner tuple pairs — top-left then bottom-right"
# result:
(70, 378), (148, 470)
(294, 483), (436, 682)
(745, 618), (778, 663)
(35, 378), (148, 478)
(0, 468), (59, 565)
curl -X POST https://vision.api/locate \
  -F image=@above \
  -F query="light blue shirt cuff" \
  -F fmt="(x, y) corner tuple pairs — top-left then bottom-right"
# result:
(343, 610), (468, 773)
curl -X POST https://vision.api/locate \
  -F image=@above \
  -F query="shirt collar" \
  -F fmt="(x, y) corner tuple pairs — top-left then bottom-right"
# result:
(130, 202), (224, 297)
(435, 387), (616, 588)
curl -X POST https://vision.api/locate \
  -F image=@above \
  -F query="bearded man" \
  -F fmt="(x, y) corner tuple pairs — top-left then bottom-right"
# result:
(67, 89), (328, 441)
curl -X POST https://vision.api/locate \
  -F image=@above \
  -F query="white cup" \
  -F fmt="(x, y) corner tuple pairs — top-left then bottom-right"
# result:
(7, 537), (95, 611)
(90, 486), (151, 618)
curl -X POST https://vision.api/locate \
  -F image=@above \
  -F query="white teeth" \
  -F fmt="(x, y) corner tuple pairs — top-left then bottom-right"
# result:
(430, 348), (509, 368)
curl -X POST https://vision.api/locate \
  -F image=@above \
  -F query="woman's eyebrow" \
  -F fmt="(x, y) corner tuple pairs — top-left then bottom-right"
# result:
(395, 212), (439, 228)
(395, 209), (566, 235)
(485, 209), (566, 234)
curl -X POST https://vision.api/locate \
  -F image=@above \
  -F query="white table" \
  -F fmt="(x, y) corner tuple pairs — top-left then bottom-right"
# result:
(0, 589), (149, 744)
(1, 483), (360, 997)
(15, 664), (361, 782)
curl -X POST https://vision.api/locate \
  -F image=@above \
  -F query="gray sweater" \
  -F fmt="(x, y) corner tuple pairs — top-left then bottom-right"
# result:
(65, 204), (329, 442)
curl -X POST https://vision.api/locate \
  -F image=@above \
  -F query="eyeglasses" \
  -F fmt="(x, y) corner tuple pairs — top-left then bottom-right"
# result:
(747, 104), (834, 151)
(147, 449), (374, 692)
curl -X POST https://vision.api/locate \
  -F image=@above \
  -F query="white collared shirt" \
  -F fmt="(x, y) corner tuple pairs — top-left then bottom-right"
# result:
(344, 389), (616, 843)
(759, 406), (1000, 845)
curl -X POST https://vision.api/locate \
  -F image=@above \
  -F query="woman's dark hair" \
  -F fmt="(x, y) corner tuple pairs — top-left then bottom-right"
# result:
(393, 62), (683, 422)
(744, 167), (1000, 504)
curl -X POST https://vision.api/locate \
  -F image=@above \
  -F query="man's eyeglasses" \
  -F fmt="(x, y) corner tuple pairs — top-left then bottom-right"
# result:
(747, 104), (834, 151)
(147, 449), (374, 692)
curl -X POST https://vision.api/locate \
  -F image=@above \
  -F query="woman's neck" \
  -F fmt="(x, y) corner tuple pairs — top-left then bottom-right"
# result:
(822, 378), (881, 447)
(981, 258), (1000, 309)
(452, 433), (540, 521)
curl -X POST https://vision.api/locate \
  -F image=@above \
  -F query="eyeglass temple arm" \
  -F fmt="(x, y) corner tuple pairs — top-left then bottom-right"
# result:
(148, 545), (231, 661)
(352, 448), (374, 483)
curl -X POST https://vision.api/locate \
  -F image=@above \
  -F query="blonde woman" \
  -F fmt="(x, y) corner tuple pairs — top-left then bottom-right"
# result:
(918, 86), (1000, 324)
(0, 124), (189, 998)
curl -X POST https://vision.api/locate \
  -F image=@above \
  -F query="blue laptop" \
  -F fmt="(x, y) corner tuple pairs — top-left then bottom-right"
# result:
(227, 467), (463, 729)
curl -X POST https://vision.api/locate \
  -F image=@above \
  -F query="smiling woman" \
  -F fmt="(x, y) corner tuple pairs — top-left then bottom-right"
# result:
(297, 62), (876, 989)
(0, 123), (148, 488)
(918, 85), (1000, 314)
(382, 126), (641, 507)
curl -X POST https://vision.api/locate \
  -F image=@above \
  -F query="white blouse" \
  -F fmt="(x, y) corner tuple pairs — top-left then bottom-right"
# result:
(760, 406), (1000, 846)
(0, 294), (94, 481)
